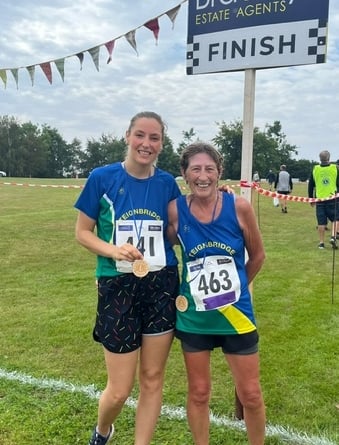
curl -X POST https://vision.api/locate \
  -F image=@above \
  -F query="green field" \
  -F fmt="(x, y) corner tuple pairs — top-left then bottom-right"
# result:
(0, 178), (338, 445)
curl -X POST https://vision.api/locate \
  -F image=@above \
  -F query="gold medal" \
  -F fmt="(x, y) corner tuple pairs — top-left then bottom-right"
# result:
(132, 259), (149, 278)
(176, 295), (188, 312)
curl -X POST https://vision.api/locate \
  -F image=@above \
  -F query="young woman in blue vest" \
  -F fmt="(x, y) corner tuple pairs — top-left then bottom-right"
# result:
(75, 111), (180, 445)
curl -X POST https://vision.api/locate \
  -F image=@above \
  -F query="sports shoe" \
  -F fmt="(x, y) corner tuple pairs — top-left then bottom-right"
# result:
(330, 237), (338, 249)
(318, 243), (325, 249)
(88, 425), (114, 445)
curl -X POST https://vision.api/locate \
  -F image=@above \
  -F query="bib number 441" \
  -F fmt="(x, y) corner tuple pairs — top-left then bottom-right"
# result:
(126, 236), (155, 256)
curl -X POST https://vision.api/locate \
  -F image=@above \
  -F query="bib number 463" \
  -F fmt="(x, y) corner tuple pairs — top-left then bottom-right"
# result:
(198, 270), (232, 295)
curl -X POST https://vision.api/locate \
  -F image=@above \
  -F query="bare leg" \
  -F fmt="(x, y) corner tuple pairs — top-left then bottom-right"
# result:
(134, 332), (174, 445)
(318, 224), (326, 244)
(183, 350), (211, 445)
(227, 353), (266, 445)
(96, 347), (139, 436)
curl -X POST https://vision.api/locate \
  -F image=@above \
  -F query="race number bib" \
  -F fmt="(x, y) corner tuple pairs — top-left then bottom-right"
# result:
(115, 219), (166, 273)
(187, 255), (241, 311)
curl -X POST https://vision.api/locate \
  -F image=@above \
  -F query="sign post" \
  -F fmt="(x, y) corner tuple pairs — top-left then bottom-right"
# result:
(241, 68), (256, 202)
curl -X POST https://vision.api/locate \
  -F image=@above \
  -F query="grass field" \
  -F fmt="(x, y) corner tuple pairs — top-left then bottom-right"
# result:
(0, 178), (338, 445)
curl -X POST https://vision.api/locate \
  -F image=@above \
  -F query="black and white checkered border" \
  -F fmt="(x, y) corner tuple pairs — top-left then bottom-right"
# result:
(308, 19), (328, 64)
(186, 35), (200, 75)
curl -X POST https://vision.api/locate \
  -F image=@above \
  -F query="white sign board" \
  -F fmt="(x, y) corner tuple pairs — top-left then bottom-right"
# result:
(187, 0), (330, 74)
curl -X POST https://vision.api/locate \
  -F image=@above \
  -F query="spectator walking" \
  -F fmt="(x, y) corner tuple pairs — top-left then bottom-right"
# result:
(308, 150), (339, 249)
(252, 171), (260, 183)
(274, 165), (292, 213)
(266, 169), (275, 191)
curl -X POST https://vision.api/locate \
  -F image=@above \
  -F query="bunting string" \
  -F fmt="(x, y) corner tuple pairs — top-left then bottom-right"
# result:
(0, 0), (188, 89)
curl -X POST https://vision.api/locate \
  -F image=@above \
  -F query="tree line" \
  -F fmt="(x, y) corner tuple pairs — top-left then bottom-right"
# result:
(0, 115), (316, 181)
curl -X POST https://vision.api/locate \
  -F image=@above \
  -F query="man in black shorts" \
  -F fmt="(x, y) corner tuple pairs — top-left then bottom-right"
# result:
(308, 150), (339, 249)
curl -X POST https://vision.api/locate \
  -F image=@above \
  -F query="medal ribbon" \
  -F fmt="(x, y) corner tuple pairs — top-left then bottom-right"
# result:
(186, 191), (220, 283)
(123, 163), (152, 252)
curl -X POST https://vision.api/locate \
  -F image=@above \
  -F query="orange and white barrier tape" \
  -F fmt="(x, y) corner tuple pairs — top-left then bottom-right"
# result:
(2, 180), (338, 203)
(240, 180), (339, 203)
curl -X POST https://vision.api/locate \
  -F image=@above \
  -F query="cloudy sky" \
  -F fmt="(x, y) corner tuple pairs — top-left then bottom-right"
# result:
(0, 0), (338, 162)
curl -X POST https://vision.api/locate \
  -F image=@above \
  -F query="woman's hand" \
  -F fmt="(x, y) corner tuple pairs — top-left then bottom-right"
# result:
(218, 183), (235, 194)
(112, 243), (144, 262)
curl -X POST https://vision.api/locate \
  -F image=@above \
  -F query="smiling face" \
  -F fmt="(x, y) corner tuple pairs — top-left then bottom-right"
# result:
(125, 117), (163, 168)
(183, 152), (220, 199)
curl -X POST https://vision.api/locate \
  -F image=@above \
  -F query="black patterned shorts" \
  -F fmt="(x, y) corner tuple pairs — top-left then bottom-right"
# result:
(94, 266), (179, 353)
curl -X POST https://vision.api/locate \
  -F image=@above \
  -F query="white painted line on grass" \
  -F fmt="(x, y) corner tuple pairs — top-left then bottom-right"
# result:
(0, 368), (336, 445)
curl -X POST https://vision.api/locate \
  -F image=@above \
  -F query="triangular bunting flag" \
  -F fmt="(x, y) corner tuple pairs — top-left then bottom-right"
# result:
(10, 69), (19, 89)
(76, 52), (84, 70)
(54, 58), (65, 82)
(105, 40), (115, 64)
(166, 5), (181, 28)
(0, 69), (7, 88)
(27, 65), (35, 86)
(125, 30), (138, 55)
(0, 1), (186, 88)
(88, 46), (100, 71)
(40, 62), (52, 84)
(144, 18), (160, 45)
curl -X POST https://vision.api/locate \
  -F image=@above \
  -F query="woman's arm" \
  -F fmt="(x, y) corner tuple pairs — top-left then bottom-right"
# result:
(235, 197), (265, 283)
(167, 199), (179, 246)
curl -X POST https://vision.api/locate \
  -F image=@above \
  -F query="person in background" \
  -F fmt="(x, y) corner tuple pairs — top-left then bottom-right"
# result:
(266, 169), (276, 191)
(168, 142), (266, 445)
(336, 159), (339, 238)
(74, 111), (180, 445)
(308, 150), (339, 249)
(274, 164), (293, 213)
(252, 171), (260, 183)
